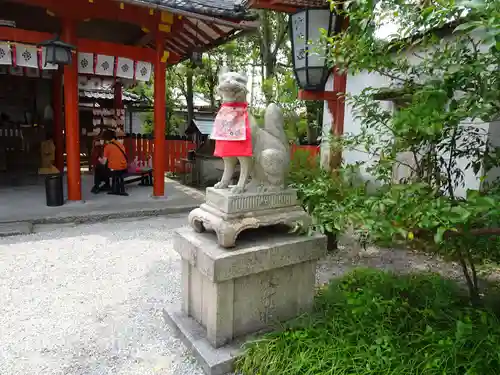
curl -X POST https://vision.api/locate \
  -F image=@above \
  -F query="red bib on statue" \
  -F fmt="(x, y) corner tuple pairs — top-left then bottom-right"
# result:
(212, 102), (253, 158)
(211, 103), (249, 141)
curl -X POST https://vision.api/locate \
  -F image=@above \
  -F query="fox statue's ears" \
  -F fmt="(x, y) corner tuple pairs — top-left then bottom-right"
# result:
(218, 69), (248, 84)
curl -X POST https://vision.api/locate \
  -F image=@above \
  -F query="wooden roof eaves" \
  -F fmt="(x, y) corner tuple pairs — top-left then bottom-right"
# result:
(168, 27), (255, 66)
(116, 0), (259, 30)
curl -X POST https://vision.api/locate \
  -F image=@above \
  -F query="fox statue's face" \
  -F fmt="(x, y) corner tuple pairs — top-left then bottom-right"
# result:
(217, 72), (248, 103)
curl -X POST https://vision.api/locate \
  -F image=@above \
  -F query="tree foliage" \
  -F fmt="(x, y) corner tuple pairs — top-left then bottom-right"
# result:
(295, 0), (500, 303)
(129, 68), (185, 135)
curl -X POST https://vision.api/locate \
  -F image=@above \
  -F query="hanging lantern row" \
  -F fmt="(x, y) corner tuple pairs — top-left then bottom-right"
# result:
(289, 8), (338, 91)
(0, 41), (153, 82)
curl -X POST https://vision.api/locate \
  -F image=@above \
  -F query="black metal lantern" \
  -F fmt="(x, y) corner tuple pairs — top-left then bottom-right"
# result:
(38, 35), (75, 67)
(289, 8), (337, 91)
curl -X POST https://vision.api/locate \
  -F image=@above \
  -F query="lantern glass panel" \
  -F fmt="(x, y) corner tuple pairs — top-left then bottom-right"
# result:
(54, 47), (71, 65)
(44, 46), (55, 63)
(306, 9), (334, 69)
(307, 67), (328, 89)
(291, 11), (307, 71)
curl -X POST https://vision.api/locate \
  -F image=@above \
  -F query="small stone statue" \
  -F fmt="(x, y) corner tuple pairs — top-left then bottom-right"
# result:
(211, 71), (289, 194)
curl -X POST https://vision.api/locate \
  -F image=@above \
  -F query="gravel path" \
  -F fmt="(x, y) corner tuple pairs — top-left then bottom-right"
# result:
(0, 215), (203, 375)
(0, 215), (466, 375)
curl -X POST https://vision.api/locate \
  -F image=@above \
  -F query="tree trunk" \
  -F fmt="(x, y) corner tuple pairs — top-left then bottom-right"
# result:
(209, 83), (216, 111)
(186, 68), (194, 126)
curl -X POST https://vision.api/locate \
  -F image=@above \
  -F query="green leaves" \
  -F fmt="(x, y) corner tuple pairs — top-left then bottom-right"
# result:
(237, 269), (500, 375)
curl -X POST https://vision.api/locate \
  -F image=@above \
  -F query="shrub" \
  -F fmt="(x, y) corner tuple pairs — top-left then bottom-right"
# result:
(289, 152), (367, 237)
(288, 0), (500, 304)
(236, 269), (500, 375)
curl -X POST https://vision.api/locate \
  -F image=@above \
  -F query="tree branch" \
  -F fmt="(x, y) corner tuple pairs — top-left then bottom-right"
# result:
(272, 14), (288, 58)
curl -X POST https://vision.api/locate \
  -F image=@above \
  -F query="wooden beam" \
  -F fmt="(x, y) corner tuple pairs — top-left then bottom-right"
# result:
(248, 0), (297, 13)
(0, 26), (181, 63)
(10, 0), (160, 29)
(0, 27), (156, 62)
(0, 27), (53, 45)
(136, 32), (154, 47)
(164, 39), (186, 55)
(298, 90), (339, 101)
(210, 24), (226, 38)
(182, 18), (214, 43)
(175, 33), (197, 50)
(0, 26), (157, 62)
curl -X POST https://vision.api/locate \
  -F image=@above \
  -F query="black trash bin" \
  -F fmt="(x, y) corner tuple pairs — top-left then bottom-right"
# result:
(45, 173), (64, 207)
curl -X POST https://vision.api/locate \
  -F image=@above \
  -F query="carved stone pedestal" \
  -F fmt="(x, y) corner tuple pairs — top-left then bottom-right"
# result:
(188, 187), (311, 248)
(164, 227), (326, 375)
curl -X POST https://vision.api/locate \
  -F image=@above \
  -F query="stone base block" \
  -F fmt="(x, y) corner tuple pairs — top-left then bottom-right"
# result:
(163, 306), (245, 375)
(173, 227), (326, 351)
(205, 187), (299, 214)
(188, 199), (310, 250)
(189, 187), (311, 248)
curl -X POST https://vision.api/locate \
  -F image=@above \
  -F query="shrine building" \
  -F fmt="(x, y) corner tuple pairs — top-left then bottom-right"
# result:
(0, 0), (256, 200)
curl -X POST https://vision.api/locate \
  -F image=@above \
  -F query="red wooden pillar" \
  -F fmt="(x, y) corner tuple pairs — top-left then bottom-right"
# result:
(62, 18), (81, 201)
(114, 82), (123, 110)
(114, 82), (124, 136)
(52, 71), (64, 172)
(153, 33), (166, 197)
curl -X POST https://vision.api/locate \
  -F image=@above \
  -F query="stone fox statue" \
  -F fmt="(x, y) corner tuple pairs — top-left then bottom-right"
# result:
(211, 71), (289, 193)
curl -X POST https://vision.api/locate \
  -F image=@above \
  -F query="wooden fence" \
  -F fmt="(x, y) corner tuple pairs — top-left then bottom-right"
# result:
(290, 144), (320, 162)
(123, 134), (196, 173)
(123, 134), (320, 173)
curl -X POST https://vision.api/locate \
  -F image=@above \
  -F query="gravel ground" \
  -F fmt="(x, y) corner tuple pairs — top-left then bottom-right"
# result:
(0, 215), (466, 375)
(0, 215), (203, 375)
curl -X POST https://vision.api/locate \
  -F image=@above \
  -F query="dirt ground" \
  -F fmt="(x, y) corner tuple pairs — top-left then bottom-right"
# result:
(316, 238), (464, 286)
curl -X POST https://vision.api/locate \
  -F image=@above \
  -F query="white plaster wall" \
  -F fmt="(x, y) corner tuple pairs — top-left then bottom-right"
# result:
(320, 73), (334, 170)
(321, 31), (491, 196)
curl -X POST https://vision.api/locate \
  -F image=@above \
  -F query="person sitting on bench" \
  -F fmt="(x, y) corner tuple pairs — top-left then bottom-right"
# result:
(90, 136), (111, 194)
(100, 130), (129, 196)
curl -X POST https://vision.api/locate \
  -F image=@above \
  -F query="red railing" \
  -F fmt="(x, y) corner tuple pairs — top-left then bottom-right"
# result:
(123, 134), (196, 173)
(123, 134), (319, 173)
(290, 144), (320, 162)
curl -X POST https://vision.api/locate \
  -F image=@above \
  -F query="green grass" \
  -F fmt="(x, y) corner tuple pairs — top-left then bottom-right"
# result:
(235, 269), (500, 375)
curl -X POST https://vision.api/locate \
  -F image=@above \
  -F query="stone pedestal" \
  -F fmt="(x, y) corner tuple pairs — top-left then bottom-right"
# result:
(164, 227), (326, 375)
(188, 187), (311, 248)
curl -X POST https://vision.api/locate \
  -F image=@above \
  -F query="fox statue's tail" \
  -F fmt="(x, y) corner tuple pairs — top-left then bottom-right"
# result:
(264, 103), (288, 147)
